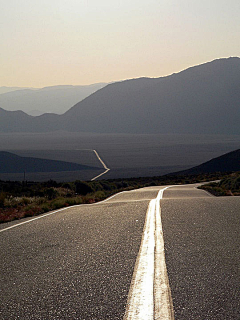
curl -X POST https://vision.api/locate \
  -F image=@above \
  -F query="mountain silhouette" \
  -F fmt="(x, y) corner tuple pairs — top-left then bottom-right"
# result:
(0, 83), (107, 116)
(0, 86), (33, 94)
(0, 57), (239, 134)
(0, 151), (99, 173)
(174, 149), (240, 175)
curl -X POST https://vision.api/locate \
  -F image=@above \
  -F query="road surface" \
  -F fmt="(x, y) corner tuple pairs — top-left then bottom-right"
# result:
(0, 185), (239, 319)
(161, 186), (240, 320)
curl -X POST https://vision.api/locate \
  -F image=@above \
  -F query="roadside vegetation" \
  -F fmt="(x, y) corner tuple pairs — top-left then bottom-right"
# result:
(0, 171), (238, 223)
(199, 172), (240, 196)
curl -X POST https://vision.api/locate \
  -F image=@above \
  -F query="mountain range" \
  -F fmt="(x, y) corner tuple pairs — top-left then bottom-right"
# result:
(1, 148), (239, 181)
(0, 83), (107, 116)
(0, 57), (239, 134)
(0, 87), (34, 95)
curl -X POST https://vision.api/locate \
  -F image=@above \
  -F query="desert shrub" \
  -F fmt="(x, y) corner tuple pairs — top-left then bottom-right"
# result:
(99, 181), (116, 191)
(93, 191), (106, 201)
(89, 181), (104, 192)
(116, 181), (129, 188)
(199, 173), (240, 196)
(64, 199), (76, 206)
(24, 205), (43, 217)
(65, 197), (82, 206)
(43, 180), (58, 187)
(41, 203), (51, 213)
(0, 192), (6, 208)
(50, 198), (68, 210)
(75, 181), (93, 195)
(33, 197), (46, 205)
(21, 197), (31, 205)
(145, 181), (158, 187)
(5, 197), (22, 208)
(44, 187), (59, 200)
(233, 177), (240, 190)
(58, 184), (75, 197)
(220, 175), (240, 191)
(61, 182), (76, 192)
(81, 195), (95, 204)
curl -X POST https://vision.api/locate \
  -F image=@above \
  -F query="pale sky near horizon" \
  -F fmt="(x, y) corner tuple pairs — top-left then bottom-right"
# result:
(1, 0), (240, 87)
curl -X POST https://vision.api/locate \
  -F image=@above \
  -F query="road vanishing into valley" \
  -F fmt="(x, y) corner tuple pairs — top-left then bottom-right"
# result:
(91, 150), (110, 181)
(0, 185), (239, 320)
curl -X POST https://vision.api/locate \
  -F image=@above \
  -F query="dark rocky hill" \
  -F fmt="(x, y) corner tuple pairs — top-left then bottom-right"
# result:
(175, 149), (240, 175)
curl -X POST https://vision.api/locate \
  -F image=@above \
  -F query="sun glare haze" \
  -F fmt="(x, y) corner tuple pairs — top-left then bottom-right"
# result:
(1, 0), (240, 87)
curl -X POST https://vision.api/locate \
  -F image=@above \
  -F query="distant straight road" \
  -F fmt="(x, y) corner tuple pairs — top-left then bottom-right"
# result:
(0, 185), (239, 319)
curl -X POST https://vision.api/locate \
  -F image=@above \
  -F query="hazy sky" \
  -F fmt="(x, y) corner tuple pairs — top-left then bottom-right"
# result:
(1, 0), (239, 87)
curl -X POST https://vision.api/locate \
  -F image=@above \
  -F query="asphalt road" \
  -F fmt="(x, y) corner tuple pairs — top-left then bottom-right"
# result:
(0, 188), (160, 320)
(0, 185), (239, 319)
(161, 185), (240, 320)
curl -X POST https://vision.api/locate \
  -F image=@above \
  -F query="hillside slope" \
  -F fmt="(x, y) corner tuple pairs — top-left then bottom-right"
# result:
(0, 151), (99, 173)
(0, 57), (239, 134)
(0, 84), (107, 116)
(0, 87), (33, 94)
(175, 149), (240, 175)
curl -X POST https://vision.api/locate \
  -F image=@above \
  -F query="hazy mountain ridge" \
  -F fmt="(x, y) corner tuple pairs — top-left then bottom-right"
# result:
(0, 108), (33, 132)
(0, 57), (239, 134)
(0, 83), (107, 116)
(0, 87), (36, 94)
